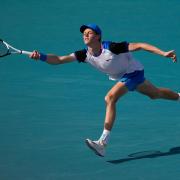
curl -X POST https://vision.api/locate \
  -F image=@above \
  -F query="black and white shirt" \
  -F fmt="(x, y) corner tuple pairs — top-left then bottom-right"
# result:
(73, 41), (144, 80)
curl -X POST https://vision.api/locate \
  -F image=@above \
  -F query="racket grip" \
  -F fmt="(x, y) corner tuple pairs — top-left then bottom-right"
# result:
(21, 50), (32, 56)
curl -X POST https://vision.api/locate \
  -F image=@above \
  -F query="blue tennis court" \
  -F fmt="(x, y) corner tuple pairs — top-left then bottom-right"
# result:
(0, 0), (180, 179)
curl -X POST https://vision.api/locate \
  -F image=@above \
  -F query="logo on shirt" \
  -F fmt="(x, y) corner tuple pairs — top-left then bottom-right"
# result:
(105, 59), (112, 62)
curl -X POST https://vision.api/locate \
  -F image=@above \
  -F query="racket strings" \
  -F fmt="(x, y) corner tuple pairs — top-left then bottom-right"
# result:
(0, 41), (9, 57)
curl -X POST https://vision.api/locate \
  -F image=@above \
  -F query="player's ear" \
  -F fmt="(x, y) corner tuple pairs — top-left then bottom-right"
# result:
(96, 34), (101, 42)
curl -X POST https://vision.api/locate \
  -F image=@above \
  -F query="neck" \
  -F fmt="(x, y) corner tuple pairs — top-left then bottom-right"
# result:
(87, 41), (102, 56)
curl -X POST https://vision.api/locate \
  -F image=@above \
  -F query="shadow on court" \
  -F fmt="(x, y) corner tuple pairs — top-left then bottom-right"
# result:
(107, 146), (180, 164)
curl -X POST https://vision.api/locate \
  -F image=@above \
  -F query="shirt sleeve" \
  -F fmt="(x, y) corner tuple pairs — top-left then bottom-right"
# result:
(74, 49), (87, 63)
(109, 41), (129, 55)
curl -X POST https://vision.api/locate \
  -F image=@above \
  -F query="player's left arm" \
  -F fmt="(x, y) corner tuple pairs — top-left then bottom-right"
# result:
(128, 42), (177, 62)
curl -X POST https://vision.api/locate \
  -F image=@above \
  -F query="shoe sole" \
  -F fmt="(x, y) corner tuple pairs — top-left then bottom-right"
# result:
(85, 139), (104, 157)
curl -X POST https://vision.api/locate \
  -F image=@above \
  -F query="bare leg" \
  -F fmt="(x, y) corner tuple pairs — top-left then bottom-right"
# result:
(85, 79), (179, 156)
(136, 80), (179, 100)
(104, 82), (128, 131)
(85, 82), (128, 156)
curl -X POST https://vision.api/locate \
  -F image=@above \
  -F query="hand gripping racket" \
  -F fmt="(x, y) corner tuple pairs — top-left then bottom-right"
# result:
(0, 39), (32, 58)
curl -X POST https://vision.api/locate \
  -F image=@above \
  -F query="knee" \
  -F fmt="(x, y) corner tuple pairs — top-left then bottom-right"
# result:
(105, 93), (117, 104)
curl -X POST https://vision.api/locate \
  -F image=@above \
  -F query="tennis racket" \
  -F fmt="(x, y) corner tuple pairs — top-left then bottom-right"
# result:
(0, 39), (32, 58)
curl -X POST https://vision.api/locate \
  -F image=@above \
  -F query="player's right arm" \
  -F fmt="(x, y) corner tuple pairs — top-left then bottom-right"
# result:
(30, 50), (76, 65)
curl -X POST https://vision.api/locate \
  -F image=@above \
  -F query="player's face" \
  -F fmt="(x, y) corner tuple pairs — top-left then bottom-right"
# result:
(83, 28), (100, 45)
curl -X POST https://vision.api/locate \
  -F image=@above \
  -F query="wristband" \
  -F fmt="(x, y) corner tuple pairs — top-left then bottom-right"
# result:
(39, 53), (47, 62)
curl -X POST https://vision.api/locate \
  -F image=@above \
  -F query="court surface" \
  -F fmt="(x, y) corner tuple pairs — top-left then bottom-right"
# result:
(0, 0), (180, 179)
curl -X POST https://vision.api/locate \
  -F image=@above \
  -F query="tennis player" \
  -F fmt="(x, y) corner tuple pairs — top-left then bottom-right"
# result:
(30, 24), (179, 157)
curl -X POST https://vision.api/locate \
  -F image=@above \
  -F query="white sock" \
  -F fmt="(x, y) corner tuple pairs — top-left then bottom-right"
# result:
(99, 129), (110, 145)
(178, 93), (180, 101)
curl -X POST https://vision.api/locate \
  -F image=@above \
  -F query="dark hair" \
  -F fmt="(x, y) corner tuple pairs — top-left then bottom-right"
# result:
(95, 32), (101, 42)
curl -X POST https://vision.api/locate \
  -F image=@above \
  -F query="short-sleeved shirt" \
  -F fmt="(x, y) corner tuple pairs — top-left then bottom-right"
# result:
(73, 41), (144, 80)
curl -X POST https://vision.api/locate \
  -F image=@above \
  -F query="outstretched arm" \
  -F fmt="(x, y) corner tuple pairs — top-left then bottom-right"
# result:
(30, 51), (76, 65)
(128, 43), (177, 62)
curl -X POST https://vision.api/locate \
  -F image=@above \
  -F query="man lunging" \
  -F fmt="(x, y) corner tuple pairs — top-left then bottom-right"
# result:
(30, 24), (179, 157)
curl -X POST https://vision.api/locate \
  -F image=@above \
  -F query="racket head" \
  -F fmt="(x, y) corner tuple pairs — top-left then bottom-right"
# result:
(0, 39), (32, 58)
(0, 39), (10, 57)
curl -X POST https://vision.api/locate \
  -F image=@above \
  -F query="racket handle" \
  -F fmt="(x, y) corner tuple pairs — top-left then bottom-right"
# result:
(21, 50), (32, 56)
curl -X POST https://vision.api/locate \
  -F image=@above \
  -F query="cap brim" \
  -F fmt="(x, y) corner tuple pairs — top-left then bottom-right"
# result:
(80, 25), (89, 33)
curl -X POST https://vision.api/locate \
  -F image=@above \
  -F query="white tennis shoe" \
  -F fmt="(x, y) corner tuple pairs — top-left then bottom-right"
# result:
(85, 139), (106, 157)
